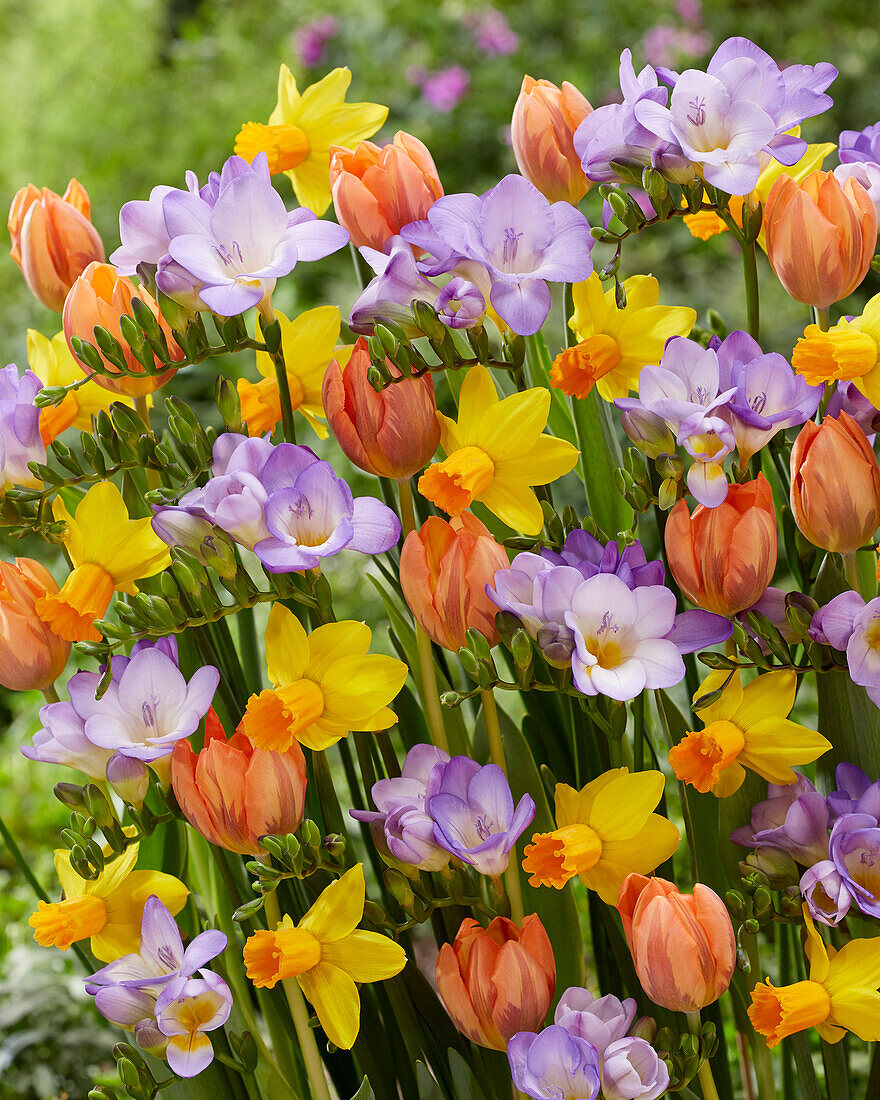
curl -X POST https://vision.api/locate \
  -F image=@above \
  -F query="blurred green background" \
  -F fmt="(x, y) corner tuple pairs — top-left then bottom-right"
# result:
(1, 0), (880, 1094)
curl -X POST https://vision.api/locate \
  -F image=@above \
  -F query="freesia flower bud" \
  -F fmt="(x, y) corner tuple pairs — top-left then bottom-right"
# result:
(63, 261), (183, 397)
(330, 131), (443, 251)
(0, 558), (70, 691)
(790, 411), (880, 553)
(400, 514), (509, 650)
(8, 180), (105, 312)
(617, 873), (736, 1012)
(665, 475), (777, 616)
(511, 76), (593, 205)
(764, 171), (876, 308)
(106, 752), (150, 807)
(601, 1037), (669, 1100)
(435, 915), (555, 1050)
(322, 336), (440, 479)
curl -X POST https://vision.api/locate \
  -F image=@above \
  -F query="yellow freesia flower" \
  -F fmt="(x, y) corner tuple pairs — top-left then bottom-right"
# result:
(243, 864), (406, 1049)
(551, 273), (696, 402)
(28, 843), (188, 962)
(240, 604), (408, 752)
(749, 906), (880, 1048)
(35, 481), (172, 643)
(670, 670), (830, 797)
(791, 290), (880, 401)
(239, 307), (352, 438)
(418, 365), (578, 536)
(234, 66), (388, 215)
(27, 329), (137, 446)
(521, 768), (679, 904)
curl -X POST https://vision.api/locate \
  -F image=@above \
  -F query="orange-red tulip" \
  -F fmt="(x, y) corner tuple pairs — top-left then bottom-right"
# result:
(322, 336), (440, 479)
(790, 411), (880, 554)
(8, 179), (105, 313)
(0, 558), (70, 691)
(435, 915), (555, 1050)
(400, 514), (509, 651)
(764, 171), (877, 309)
(511, 76), (593, 205)
(617, 873), (735, 1013)
(665, 474), (777, 616)
(63, 261), (183, 397)
(170, 710), (307, 856)
(330, 131), (443, 251)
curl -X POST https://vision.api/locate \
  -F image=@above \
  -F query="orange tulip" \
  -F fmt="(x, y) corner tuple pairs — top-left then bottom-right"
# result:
(400, 514), (509, 651)
(617, 873), (735, 1013)
(435, 915), (555, 1050)
(330, 131), (443, 251)
(764, 171), (877, 309)
(511, 76), (593, 205)
(170, 710), (307, 856)
(62, 262), (183, 397)
(0, 558), (70, 691)
(8, 179), (105, 312)
(790, 411), (880, 554)
(665, 474), (777, 616)
(322, 336), (440, 479)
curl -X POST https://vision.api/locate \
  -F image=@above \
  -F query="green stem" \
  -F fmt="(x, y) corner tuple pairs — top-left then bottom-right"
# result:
(743, 935), (776, 1100)
(814, 306), (831, 332)
(41, 684), (60, 704)
(480, 688), (525, 925)
(790, 1032), (823, 1100)
(740, 238), (760, 343)
(134, 395), (160, 490)
(258, 298), (297, 444)
(686, 1011), (720, 1100)
(843, 552), (862, 597)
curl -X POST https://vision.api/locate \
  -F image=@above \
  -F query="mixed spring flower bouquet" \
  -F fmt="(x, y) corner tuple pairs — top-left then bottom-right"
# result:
(6, 35), (880, 1100)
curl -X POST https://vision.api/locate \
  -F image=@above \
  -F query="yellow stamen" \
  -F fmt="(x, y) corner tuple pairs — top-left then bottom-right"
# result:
(240, 679), (325, 752)
(35, 562), (115, 643)
(668, 720), (746, 794)
(550, 335), (623, 398)
(522, 823), (603, 888)
(234, 122), (311, 174)
(748, 979), (832, 1049)
(792, 325), (879, 386)
(29, 895), (107, 950)
(243, 925), (322, 988)
(418, 446), (495, 516)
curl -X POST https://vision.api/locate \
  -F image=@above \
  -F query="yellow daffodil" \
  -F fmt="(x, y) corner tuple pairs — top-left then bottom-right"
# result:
(683, 135), (836, 248)
(243, 863), (406, 1049)
(522, 768), (679, 904)
(27, 329), (137, 446)
(670, 671), (830, 798)
(29, 843), (187, 962)
(791, 289), (880, 399)
(239, 307), (352, 438)
(418, 365), (578, 535)
(749, 906), (880, 1048)
(35, 481), (172, 643)
(235, 66), (388, 215)
(240, 604), (408, 752)
(551, 274), (696, 402)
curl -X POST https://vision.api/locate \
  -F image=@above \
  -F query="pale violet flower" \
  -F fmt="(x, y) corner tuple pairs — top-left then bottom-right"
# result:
(155, 972), (232, 1078)
(508, 1026), (601, 1100)
(22, 700), (114, 780)
(554, 987), (637, 1056)
(0, 366), (45, 490)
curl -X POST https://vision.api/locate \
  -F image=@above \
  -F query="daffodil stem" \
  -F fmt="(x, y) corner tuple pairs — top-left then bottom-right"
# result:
(259, 298), (297, 444)
(398, 478), (449, 753)
(740, 238), (760, 343)
(844, 552), (862, 597)
(687, 1012), (721, 1100)
(134, 395), (160, 490)
(264, 891), (332, 1100)
(481, 688), (525, 925)
(743, 935), (776, 1100)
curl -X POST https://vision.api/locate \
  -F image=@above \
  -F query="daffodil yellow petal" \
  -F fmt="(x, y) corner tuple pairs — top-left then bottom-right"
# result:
(570, 274), (609, 340)
(740, 720), (831, 784)
(296, 717), (350, 751)
(479, 480), (544, 535)
(103, 870), (188, 934)
(477, 389), (550, 459)
(306, 621), (372, 679)
(493, 434), (579, 487)
(300, 864), (364, 942)
(618, 274), (661, 312)
(270, 63), (301, 124)
(580, 858), (643, 905)
(555, 770), (627, 827)
(591, 770), (667, 841)
(299, 961), (361, 1049)
(693, 671), (744, 724)
(828, 989), (880, 1040)
(598, 814), (680, 882)
(322, 930), (407, 982)
(356, 706), (398, 732)
(803, 908), (830, 984)
(265, 605), (311, 686)
(321, 655), (408, 724)
(735, 670), (797, 727)
(456, 366), (499, 444)
(296, 68), (352, 121)
(77, 843), (140, 899)
(825, 935), (880, 998)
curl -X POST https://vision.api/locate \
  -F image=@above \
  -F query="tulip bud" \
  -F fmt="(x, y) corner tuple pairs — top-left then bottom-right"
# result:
(400, 514), (509, 651)
(617, 873), (736, 1013)
(511, 76), (593, 205)
(665, 475), (777, 616)
(764, 171), (876, 308)
(63, 262), (183, 397)
(790, 411), (880, 553)
(322, 336), (440, 480)
(0, 558), (70, 691)
(106, 752), (150, 807)
(435, 915), (556, 1050)
(8, 180), (105, 312)
(330, 132), (443, 251)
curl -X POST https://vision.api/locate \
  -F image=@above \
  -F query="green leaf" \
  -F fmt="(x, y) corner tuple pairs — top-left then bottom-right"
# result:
(570, 389), (633, 537)
(523, 333), (578, 445)
(350, 1077), (377, 1100)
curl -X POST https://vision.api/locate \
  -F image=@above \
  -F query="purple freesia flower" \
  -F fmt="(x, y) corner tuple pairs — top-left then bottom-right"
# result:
(827, 763), (880, 819)
(809, 592), (880, 709)
(834, 161), (880, 218)
(829, 812), (880, 918)
(839, 122), (880, 166)
(400, 174), (593, 335)
(155, 971), (232, 1078)
(425, 756), (535, 877)
(508, 1026), (601, 1100)
(800, 860), (853, 927)
(554, 987), (637, 1056)
(827, 380), (880, 440)
(22, 700), (114, 779)
(601, 1037), (670, 1100)
(0, 365), (45, 490)
(731, 776), (830, 865)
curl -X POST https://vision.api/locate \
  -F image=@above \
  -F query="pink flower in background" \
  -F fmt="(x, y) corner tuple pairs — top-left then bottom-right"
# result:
(641, 25), (710, 68)
(295, 16), (340, 68)
(675, 0), (703, 24)
(421, 66), (470, 112)
(464, 9), (519, 57)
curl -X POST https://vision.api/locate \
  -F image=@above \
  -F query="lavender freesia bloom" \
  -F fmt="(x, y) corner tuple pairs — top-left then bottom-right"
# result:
(508, 1026), (601, 1100)
(0, 366), (45, 490)
(350, 237), (446, 336)
(425, 756), (535, 877)
(731, 776), (830, 865)
(601, 1037), (670, 1100)
(809, 592), (880, 709)
(155, 971), (232, 1077)
(800, 860), (853, 927)
(829, 813), (880, 918)
(554, 987), (637, 1056)
(834, 161), (880, 219)
(400, 174), (592, 335)
(827, 763), (880, 819)
(839, 122), (880, 166)
(827, 380), (880, 440)
(22, 700), (114, 779)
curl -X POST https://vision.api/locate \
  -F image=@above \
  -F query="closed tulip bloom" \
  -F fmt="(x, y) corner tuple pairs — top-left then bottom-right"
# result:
(790, 412), (880, 553)
(322, 336), (440, 479)
(617, 873), (736, 1013)
(171, 709), (307, 856)
(400, 514), (509, 650)
(8, 179), (105, 312)
(435, 915), (555, 1050)
(330, 131), (444, 251)
(511, 76), (593, 205)
(63, 261), (183, 397)
(764, 171), (876, 309)
(0, 558), (69, 691)
(665, 474), (777, 616)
